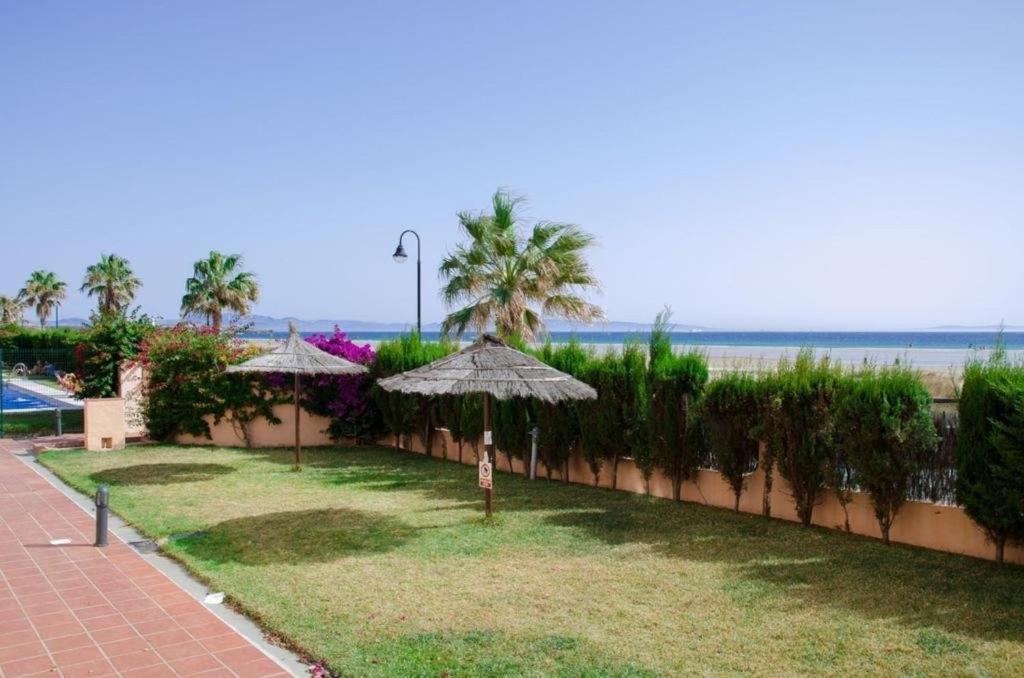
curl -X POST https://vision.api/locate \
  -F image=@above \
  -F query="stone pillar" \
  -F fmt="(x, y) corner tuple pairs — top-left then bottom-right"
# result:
(84, 399), (126, 451)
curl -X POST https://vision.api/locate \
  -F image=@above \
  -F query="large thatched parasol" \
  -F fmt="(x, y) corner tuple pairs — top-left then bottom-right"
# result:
(377, 334), (596, 515)
(226, 322), (368, 470)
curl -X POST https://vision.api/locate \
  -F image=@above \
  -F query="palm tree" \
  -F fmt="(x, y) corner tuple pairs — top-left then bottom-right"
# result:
(81, 254), (142, 316)
(0, 294), (26, 325)
(19, 271), (67, 328)
(180, 251), (259, 332)
(439, 190), (603, 340)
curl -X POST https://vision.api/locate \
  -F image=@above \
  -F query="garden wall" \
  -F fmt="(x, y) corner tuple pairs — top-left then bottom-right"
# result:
(175, 404), (341, 448)
(392, 428), (1024, 566)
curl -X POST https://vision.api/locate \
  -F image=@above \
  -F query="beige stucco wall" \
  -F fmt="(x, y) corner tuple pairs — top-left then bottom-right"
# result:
(84, 398), (126, 451)
(175, 403), (339, 448)
(391, 429), (1024, 566)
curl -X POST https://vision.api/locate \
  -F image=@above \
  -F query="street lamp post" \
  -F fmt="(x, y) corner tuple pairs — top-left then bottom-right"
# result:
(392, 229), (421, 335)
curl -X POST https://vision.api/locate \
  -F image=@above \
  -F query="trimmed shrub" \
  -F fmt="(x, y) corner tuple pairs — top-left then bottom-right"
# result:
(835, 365), (938, 544)
(140, 325), (280, 442)
(494, 397), (533, 472)
(956, 359), (1024, 563)
(533, 340), (592, 480)
(619, 341), (650, 489)
(578, 353), (628, 486)
(760, 349), (842, 526)
(0, 325), (84, 351)
(371, 333), (455, 451)
(648, 349), (709, 501)
(459, 396), (484, 461)
(577, 341), (650, 489)
(702, 372), (760, 511)
(438, 395), (483, 462)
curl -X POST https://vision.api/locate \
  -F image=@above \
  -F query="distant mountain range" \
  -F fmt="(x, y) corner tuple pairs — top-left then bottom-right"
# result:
(226, 316), (1024, 334)
(925, 325), (1024, 332)
(232, 315), (711, 334)
(36, 315), (1024, 333)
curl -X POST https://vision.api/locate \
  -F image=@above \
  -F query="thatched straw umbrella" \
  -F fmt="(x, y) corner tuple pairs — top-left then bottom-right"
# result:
(226, 322), (368, 470)
(377, 334), (596, 515)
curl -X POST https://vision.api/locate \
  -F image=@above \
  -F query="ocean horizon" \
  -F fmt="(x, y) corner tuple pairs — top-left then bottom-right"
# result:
(242, 329), (1024, 351)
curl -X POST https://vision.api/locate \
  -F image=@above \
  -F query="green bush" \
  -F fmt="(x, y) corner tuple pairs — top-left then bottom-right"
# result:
(702, 372), (760, 511)
(835, 365), (938, 545)
(459, 396), (484, 459)
(760, 349), (843, 526)
(577, 352), (628, 485)
(619, 341), (650, 487)
(437, 395), (483, 462)
(494, 397), (533, 472)
(0, 325), (84, 351)
(575, 342), (648, 489)
(141, 325), (281, 442)
(77, 312), (155, 398)
(648, 348), (709, 500)
(956, 359), (1024, 563)
(371, 333), (455, 451)
(532, 340), (592, 480)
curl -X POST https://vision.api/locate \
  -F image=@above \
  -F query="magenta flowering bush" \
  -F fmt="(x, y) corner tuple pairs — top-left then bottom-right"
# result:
(268, 326), (378, 439)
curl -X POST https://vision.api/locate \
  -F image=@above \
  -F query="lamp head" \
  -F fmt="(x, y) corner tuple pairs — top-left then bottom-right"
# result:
(392, 243), (408, 263)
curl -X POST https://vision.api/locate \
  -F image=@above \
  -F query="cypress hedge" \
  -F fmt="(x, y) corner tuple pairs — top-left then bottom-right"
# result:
(371, 333), (455, 450)
(577, 352), (632, 486)
(835, 365), (938, 545)
(702, 372), (760, 512)
(533, 340), (591, 480)
(956, 359), (1024, 563)
(760, 349), (842, 526)
(648, 348), (709, 500)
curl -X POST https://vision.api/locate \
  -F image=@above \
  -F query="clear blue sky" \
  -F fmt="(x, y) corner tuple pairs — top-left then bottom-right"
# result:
(2, 2), (1021, 330)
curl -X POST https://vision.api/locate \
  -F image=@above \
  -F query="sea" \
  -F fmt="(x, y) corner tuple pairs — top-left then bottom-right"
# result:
(242, 330), (1024, 369)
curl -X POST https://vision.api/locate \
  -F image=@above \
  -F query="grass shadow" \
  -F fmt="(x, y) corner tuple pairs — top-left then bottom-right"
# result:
(331, 447), (1024, 643)
(174, 508), (415, 565)
(90, 463), (235, 486)
(539, 484), (1024, 643)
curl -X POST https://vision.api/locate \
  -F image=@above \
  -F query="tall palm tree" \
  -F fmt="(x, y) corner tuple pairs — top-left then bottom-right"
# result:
(19, 270), (67, 328)
(439, 190), (603, 340)
(0, 294), (26, 325)
(180, 251), (259, 332)
(81, 253), (142, 316)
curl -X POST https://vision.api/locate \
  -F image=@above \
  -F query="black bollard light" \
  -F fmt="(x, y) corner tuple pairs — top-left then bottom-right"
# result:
(94, 485), (109, 547)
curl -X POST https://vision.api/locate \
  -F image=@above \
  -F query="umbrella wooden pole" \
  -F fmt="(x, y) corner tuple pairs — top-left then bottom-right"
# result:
(294, 373), (302, 471)
(483, 392), (492, 517)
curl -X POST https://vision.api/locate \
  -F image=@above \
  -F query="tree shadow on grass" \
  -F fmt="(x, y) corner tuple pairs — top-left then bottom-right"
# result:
(542, 499), (1024, 644)
(174, 508), (415, 565)
(90, 463), (235, 486)
(216, 445), (1024, 642)
(326, 448), (1024, 644)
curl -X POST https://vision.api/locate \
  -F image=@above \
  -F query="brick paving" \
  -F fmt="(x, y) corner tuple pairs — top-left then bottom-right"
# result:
(0, 441), (293, 677)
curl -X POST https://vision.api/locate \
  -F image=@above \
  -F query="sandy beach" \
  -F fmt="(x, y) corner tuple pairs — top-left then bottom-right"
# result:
(302, 338), (1020, 398)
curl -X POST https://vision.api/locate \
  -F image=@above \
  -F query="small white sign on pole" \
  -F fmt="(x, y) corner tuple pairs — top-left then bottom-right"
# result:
(478, 459), (493, 489)
(483, 430), (493, 445)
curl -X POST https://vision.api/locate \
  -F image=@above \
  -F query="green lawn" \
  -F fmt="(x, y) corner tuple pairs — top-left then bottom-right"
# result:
(40, 445), (1024, 676)
(2, 408), (82, 437)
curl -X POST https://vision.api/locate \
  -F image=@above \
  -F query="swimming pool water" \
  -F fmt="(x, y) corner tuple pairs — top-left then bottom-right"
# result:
(1, 385), (57, 411)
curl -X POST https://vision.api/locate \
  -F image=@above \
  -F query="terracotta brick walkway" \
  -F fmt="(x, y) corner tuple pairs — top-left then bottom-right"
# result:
(0, 442), (293, 677)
